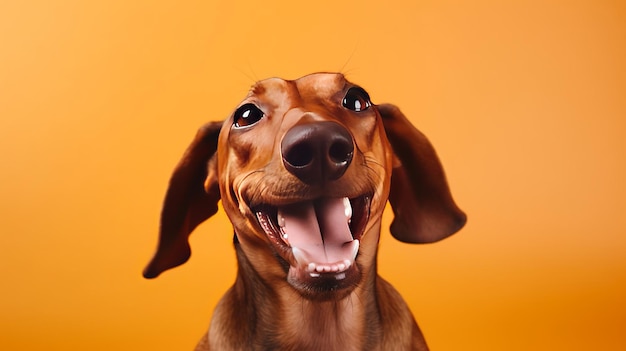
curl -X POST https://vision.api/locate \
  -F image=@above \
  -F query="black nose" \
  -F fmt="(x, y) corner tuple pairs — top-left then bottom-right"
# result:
(281, 121), (354, 184)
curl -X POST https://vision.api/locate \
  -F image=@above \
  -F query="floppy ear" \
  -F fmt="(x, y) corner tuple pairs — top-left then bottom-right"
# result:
(143, 121), (222, 278)
(378, 104), (466, 243)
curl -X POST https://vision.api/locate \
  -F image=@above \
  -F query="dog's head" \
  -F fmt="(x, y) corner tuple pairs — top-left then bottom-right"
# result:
(143, 73), (466, 300)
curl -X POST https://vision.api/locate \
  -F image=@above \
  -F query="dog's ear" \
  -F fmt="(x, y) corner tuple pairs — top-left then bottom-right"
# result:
(143, 121), (222, 278)
(378, 104), (466, 243)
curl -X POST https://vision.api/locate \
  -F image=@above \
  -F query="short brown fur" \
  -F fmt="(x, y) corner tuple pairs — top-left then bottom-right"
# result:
(144, 73), (466, 350)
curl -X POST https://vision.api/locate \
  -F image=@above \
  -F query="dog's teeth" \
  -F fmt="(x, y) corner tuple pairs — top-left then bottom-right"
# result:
(335, 272), (346, 280)
(278, 215), (285, 228)
(279, 227), (289, 244)
(345, 239), (359, 261)
(292, 247), (307, 266)
(315, 265), (326, 273)
(343, 197), (352, 220)
(294, 239), (359, 276)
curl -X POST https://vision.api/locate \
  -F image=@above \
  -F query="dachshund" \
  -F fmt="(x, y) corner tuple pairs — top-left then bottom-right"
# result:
(143, 72), (466, 350)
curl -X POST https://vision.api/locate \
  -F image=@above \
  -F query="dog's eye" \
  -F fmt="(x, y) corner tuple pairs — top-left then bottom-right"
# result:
(233, 103), (264, 128)
(342, 87), (371, 112)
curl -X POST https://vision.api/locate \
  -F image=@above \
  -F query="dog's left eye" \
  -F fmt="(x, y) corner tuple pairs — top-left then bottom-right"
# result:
(233, 103), (264, 128)
(342, 87), (371, 112)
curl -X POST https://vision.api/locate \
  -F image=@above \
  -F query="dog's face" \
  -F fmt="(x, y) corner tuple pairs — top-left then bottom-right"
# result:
(215, 73), (393, 299)
(143, 72), (466, 301)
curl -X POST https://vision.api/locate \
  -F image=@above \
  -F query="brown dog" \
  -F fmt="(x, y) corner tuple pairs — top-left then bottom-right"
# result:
(143, 73), (466, 350)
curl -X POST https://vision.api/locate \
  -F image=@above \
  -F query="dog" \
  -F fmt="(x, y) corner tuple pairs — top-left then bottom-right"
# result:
(143, 72), (466, 350)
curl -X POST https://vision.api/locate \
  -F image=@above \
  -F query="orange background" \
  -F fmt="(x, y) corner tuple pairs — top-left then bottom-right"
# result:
(1, 0), (625, 350)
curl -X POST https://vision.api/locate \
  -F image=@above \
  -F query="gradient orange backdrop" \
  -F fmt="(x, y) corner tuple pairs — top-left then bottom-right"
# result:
(2, 0), (625, 350)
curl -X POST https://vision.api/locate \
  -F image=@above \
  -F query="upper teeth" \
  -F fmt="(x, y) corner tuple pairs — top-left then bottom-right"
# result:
(278, 214), (286, 228)
(343, 197), (352, 221)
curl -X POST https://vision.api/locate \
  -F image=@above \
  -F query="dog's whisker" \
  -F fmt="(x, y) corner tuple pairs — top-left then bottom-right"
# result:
(362, 155), (386, 187)
(233, 63), (259, 85)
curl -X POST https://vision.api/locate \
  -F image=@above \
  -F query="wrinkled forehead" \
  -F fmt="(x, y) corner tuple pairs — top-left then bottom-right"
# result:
(248, 73), (348, 102)
(294, 72), (347, 96)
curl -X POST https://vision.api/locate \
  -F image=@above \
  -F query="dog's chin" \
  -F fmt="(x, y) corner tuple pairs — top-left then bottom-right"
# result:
(286, 262), (361, 301)
(254, 195), (371, 301)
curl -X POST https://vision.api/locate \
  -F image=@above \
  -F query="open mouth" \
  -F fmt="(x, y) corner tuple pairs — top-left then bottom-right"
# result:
(255, 195), (371, 281)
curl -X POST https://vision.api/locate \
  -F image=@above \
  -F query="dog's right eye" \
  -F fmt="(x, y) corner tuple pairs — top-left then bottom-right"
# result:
(233, 103), (264, 128)
(342, 87), (371, 112)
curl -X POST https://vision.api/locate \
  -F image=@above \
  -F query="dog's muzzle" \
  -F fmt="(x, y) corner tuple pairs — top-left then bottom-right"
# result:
(252, 121), (371, 297)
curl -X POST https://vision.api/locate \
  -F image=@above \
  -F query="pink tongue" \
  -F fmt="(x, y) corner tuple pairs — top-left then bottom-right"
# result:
(278, 198), (353, 264)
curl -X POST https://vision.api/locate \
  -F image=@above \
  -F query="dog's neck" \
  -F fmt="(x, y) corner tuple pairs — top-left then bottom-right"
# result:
(271, 286), (379, 350)
(208, 242), (383, 351)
